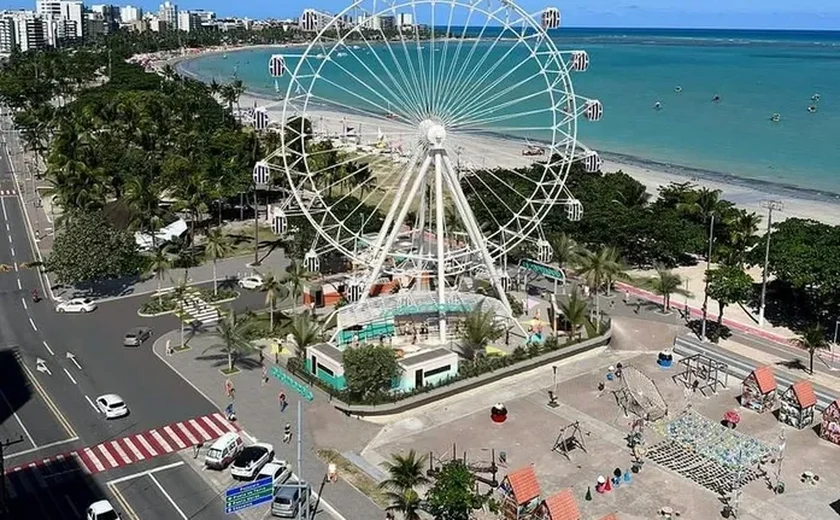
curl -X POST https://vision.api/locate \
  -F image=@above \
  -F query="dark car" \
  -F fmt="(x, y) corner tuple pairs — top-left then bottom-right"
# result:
(123, 327), (152, 347)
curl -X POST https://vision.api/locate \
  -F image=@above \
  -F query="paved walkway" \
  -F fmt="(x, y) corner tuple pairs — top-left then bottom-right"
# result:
(151, 329), (384, 520)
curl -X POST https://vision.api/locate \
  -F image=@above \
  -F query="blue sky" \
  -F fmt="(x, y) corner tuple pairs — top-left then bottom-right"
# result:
(5, 0), (840, 29)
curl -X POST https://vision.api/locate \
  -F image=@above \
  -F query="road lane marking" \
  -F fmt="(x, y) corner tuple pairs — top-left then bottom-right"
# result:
(21, 362), (77, 438)
(121, 437), (145, 461)
(1, 196), (6, 220)
(110, 440), (132, 465)
(63, 495), (79, 518)
(106, 482), (140, 520)
(28, 316), (37, 331)
(84, 395), (99, 413)
(199, 415), (225, 437)
(175, 422), (199, 445)
(83, 448), (106, 472)
(16, 277), (21, 289)
(149, 473), (189, 520)
(13, 260), (17, 271)
(21, 297), (27, 309)
(27, 462), (46, 488)
(150, 429), (174, 453)
(7, 234), (10, 242)
(105, 461), (184, 485)
(163, 425), (187, 449)
(188, 419), (213, 441)
(4, 436), (79, 460)
(0, 387), (36, 448)
(42, 340), (54, 355)
(97, 444), (119, 468)
(62, 368), (77, 385)
(10, 246), (14, 256)
(134, 433), (158, 457)
(211, 412), (239, 433)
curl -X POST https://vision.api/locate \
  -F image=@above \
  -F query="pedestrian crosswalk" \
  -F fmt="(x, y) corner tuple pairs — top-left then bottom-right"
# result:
(0, 189), (16, 197)
(3, 413), (239, 498)
(178, 288), (222, 326)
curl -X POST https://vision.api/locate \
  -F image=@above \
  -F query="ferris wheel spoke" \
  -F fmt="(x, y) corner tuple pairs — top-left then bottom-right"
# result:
(305, 88), (405, 125)
(368, 25), (427, 121)
(408, 1), (432, 114)
(434, 4), (478, 121)
(432, 1), (460, 117)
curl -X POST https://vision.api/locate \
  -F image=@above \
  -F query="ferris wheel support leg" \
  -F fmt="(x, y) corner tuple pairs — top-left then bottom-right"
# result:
(358, 155), (433, 305)
(434, 150), (447, 343)
(441, 155), (527, 337)
(416, 178), (427, 282)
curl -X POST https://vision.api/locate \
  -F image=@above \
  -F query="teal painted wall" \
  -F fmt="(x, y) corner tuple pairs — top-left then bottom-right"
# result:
(305, 358), (347, 391)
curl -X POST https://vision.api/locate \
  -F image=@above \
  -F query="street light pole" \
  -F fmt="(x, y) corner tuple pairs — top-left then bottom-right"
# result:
(758, 200), (783, 327)
(700, 214), (715, 342)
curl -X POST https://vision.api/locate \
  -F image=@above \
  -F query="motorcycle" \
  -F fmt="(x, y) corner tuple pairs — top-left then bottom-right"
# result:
(31, 289), (40, 303)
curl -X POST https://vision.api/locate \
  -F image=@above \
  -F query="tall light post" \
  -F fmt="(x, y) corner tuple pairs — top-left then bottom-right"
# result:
(700, 214), (715, 342)
(758, 200), (783, 327)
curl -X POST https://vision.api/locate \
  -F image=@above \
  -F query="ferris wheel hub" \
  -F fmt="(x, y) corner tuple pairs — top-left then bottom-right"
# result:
(418, 119), (446, 147)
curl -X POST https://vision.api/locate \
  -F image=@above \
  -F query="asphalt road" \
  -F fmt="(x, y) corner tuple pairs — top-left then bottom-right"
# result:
(0, 130), (232, 519)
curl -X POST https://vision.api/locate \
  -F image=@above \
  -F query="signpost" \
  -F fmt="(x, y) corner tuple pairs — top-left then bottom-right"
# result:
(224, 476), (274, 514)
(270, 366), (314, 401)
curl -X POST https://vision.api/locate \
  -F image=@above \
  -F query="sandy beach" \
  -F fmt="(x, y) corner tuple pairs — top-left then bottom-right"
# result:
(161, 47), (840, 226)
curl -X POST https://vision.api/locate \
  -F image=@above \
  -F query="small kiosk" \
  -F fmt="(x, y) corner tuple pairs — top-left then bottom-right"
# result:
(305, 343), (347, 391)
(535, 489), (580, 520)
(396, 348), (459, 392)
(779, 380), (817, 429)
(498, 466), (542, 520)
(741, 366), (777, 413)
(820, 399), (840, 446)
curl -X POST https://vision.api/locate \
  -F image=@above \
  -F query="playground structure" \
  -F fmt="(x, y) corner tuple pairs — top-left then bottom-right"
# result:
(427, 443), (502, 489)
(613, 365), (669, 421)
(672, 353), (728, 397)
(551, 421), (588, 460)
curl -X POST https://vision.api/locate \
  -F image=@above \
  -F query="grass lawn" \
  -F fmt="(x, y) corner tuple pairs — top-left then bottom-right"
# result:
(315, 448), (389, 508)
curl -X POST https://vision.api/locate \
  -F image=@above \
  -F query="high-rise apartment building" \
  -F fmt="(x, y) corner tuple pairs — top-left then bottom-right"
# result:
(0, 15), (17, 54)
(9, 12), (48, 51)
(90, 4), (120, 33)
(120, 5), (142, 23)
(190, 9), (215, 23)
(177, 11), (200, 32)
(158, 2), (178, 29)
(36, 1), (83, 38)
(397, 13), (413, 26)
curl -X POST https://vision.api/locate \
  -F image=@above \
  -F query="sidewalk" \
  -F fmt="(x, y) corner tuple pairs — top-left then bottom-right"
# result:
(152, 329), (384, 520)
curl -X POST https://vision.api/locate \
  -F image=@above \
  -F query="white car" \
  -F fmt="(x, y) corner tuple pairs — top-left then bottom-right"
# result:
(238, 275), (264, 290)
(257, 459), (292, 488)
(86, 500), (119, 520)
(230, 442), (274, 480)
(56, 297), (97, 313)
(96, 394), (129, 419)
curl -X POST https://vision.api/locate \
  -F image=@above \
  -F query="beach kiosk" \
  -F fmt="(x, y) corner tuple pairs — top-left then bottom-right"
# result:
(396, 348), (459, 392)
(820, 399), (840, 446)
(305, 343), (347, 391)
(498, 465), (542, 520)
(741, 366), (777, 413)
(534, 489), (580, 520)
(778, 380), (817, 429)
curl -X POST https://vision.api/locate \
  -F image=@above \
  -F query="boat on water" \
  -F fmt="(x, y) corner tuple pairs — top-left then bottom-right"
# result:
(654, 101), (662, 110)
(811, 93), (821, 102)
(807, 105), (817, 113)
(712, 94), (721, 103)
(336, 52), (348, 57)
(770, 113), (781, 122)
(222, 54), (228, 59)
(675, 86), (682, 93)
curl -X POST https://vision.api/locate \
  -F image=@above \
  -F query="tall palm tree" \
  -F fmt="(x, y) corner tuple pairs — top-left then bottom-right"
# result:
(204, 227), (231, 295)
(213, 311), (254, 373)
(148, 248), (171, 301)
(550, 233), (582, 291)
(792, 324), (829, 375)
(558, 289), (589, 339)
(651, 265), (684, 312)
(577, 246), (625, 330)
(384, 489), (422, 520)
(171, 276), (190, 348)
(726, 210), (762, 266)
(379, 450), (430, 493)
(288, 312), (321, 358)
(283, 260), (309, 308)
(459, 302), (504, 361)
(262, 271), (286, 332)
(612, 183), (650, 209)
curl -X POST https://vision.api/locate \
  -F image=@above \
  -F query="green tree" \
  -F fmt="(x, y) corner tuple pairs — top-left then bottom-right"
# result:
(211, 311), (254, 373)
(204, 227), (231, 295)
(424, 460), (483, 520)
(379, 450), (430, 493)
(706, 266), (754, 332)
(651, 265), (686, 312)
(558, 289), (591, 339)
(148, 247), (171, 301)
(283, 260), (309, 308)
(791, 323), (829, 375)
(287, 312), (321, 358)
(459, 302), (504, 361)
(262, 271), (286, 332)
(46, 211), (143, 283)
(577, 245), (626, 330)
(384, 489), (422, 520)
(343, 344), (400, 399)
(550, 232), (581, 286)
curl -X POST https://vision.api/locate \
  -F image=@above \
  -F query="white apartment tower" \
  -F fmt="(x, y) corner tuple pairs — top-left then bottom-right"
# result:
(177, 11), (200, 32)
(0, 15), (17, 54)
(158, 2), (178, 29)
(397, 13), (413, 26)
(36, 1), (83, 38)
(12, 13), (48, 51)
(120, 5), (142, 23)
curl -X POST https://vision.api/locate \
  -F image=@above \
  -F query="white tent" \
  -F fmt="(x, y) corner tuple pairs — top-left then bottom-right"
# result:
(134, 218), (188, 251)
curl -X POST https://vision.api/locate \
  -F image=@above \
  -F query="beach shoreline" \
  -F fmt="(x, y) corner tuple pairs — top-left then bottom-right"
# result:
(165, 46), (840, 225)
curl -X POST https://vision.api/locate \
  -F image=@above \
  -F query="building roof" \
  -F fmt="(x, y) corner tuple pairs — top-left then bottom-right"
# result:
(597, 514), (619, 520)
(505, 466), (541, 505)
(308, 343), (343, 363)
(747, 366), (777, 393)
(789, 380), (817, 408)
(398, 348), (456, 368)
(541, 489), (580, 520)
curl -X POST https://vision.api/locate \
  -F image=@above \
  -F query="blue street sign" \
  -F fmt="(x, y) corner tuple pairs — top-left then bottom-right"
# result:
(225, 476), (274, 514)
(519, 258), (566, 283)
(270, 366), (314, 401)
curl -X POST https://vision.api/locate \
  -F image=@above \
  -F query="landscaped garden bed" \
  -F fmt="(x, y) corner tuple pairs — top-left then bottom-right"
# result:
(138, 288), (239, 316)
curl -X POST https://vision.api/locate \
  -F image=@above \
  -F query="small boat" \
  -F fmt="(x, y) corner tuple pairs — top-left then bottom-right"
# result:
(811, 93), (821, 102)
(807, 105), (817, 113)
(770, 113), (780, 122)
(654, 101), (662, 110)
(712, 94), (721, 103)
(336, 52), (348, 57)
(675, 86), (682, 93)
(222, 54), (228, 59)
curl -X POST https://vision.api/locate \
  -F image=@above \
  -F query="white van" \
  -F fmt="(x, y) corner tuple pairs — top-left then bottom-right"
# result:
(204, 432), (243, 470)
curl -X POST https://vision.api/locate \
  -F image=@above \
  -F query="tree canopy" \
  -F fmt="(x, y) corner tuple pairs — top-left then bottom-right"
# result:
(424, 460), (484, 520)
(343, 344), (401, 399)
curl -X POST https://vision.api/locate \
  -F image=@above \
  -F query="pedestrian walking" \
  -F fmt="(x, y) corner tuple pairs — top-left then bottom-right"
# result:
(166, 339), (173, 356)
(225, 379), (235, 400)
(279, 391), (287, 412)
(261, 366), (269, 386)
(259, 349), (264, 366)
(635, 301), (641, 314)
(624, 290), (630, 304)
(283, 423), (292, 444)
(193, 441), (203, 458)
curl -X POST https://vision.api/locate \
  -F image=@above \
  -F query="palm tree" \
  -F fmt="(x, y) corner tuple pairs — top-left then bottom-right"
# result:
(384, 489), (422, 520)
(558, 289), (589, 339)
(171, 276), (190, 348)
(459, 302), (504, 361)
(148, 248), (171, 301)
(379, 450), (430, 493)
(283, 260), (309, 308)
(550, 233), (582, 292)
(577, 246), (625, 331)
(651, 265), (684, 313)
(612, 183), (650, 209)
(213, 311), (255, 374)
(262, 271), (286, 332)
(792, 324), (829, 375)
(288, 312), (321, 358)
(726, 210), (762, 266)
(204, 227), (231, 295)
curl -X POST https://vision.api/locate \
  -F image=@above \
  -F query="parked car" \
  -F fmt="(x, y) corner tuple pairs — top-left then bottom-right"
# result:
(123, 327), (152, 347)
(271, 482), (312, 518)
(230, 442), (274, 480)
(95, 394), (129, 419)
(86, 500), (119, 520)
(257, 459), (293, 488)
(55, 297), (97, 313)
(238, 275), (265, 290)
(204, 432), (243, 470)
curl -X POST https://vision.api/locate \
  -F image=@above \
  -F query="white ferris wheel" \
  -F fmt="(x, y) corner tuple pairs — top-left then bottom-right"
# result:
(258, 0), (603, 338)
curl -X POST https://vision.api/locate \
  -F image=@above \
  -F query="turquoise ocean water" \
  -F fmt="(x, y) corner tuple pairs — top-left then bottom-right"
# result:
(178, 28), (840, 200)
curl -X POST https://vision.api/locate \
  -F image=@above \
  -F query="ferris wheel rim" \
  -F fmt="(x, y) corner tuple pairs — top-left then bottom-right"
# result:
(278, 0), (591, 272)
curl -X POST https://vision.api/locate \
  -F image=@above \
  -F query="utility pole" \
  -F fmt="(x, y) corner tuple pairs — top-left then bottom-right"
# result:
(758, 200), (783, 327)
(1, 436), (25, 518)
(253, 184), (261, 267)
(700, 213), (715, 342)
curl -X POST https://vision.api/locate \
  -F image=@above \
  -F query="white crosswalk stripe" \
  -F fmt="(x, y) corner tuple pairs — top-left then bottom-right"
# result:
(200, 415), (225, 436)
(122, 437), (145, 460)
(189, 419), (213, 441)
(83, 448), (105, 472)
(164, 426), (187, 449)
(97, 444), (119, 468)
(110, 441), (132, 464)
(151, 429), (174, 453)
(176, 423), (199, 445)
(135, 433), (158, 457)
